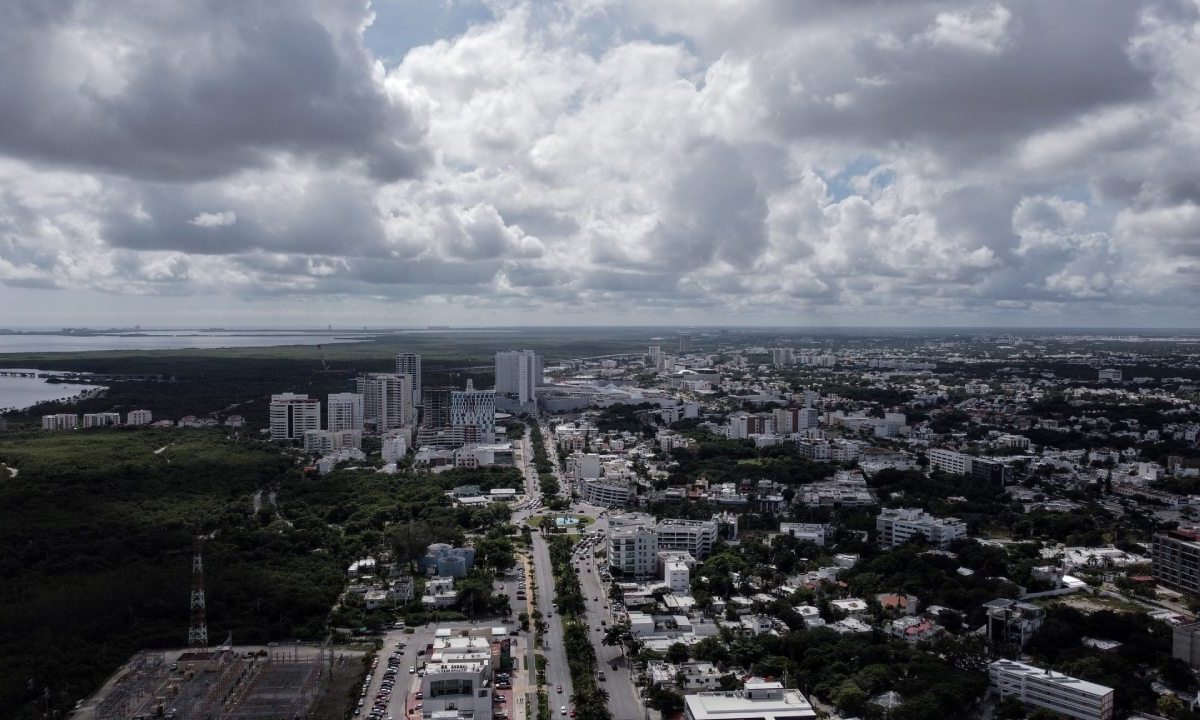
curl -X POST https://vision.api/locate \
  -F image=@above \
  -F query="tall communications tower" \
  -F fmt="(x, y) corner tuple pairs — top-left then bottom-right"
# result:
(188, 536), (209, 647)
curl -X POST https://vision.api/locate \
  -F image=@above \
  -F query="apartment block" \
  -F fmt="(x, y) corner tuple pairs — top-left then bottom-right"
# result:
(394, 353), (422, 408)
(82, 412), (122, 428)
(928, 447), (973, 475)
(495, 350), (542, 404)
(357, 373), (414, 432)
(608, 523), (658, 578)
(41, 413), (78, 431)
(327, 392), (364, 432)
(988, 659), (1113, 720)
(1153, 528), (1200, 595)
(126, 409), (153, 426)
(304, 429), (362, 455)
(269, 393), (321, 441)
(656, 518), (719, 559)
(876, 507), (967, 548)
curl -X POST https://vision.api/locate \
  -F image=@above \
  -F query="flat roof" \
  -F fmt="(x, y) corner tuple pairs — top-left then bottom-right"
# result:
(684, 689), (816, 720)
(989, 659), (1113, 698)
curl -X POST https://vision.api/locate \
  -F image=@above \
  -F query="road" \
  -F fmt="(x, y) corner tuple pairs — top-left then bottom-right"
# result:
(512, 425), (576, 719)
(521, 421), (650, 720)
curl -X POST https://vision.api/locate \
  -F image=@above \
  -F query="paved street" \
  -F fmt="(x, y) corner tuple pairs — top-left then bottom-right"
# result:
(519, 421), (650, 720)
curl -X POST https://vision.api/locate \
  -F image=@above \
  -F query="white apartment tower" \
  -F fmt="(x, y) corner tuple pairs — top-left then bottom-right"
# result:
(269, 393), (321, 441)
(394, 353), (422, 407)
(327, 392), (364, 432)
(357, 373), (414, 431)
(494, 350), (542, 404)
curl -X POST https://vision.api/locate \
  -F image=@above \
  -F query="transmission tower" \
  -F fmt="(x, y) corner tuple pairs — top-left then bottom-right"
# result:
(188, 535), (209, 647)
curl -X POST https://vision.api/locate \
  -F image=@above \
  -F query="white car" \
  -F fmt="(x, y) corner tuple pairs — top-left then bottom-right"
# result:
(560, 707), (567, 716)
(409, 666), (416, 674)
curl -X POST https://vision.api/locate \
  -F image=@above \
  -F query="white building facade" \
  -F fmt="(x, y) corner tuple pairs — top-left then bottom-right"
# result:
(327, 392), (364, 432)
(876, 507), (967, 548)
(269, 393), (321, 441)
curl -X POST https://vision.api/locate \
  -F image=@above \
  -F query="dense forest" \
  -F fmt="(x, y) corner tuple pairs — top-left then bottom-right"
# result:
(0, 426), (525, 720)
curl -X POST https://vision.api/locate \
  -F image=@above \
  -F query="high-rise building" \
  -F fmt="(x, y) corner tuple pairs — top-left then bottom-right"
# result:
(771, 348), (794, 367)
(494, 350), (542, 404)
(423, 387), (454, 428)
(678, 333), (692, 352)
(451, 380), (496, 444)
(327, 392), (364, 432)
(395, 353), (422, 407)
(270, 393), (321, 441)
(357, 373), (414, 432)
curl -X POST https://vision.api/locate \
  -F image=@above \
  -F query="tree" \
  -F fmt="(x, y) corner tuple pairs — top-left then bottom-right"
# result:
(831, 680), (867, 716)
(1158, 694), (1187, 719)
(993, 697), (1026, 720)
(666, 642), (690, 664)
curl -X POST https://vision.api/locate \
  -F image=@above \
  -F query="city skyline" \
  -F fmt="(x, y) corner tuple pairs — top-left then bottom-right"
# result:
(1, 0), (1199, 328)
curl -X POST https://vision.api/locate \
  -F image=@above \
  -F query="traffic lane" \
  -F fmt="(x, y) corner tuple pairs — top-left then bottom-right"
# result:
(530, 533), (573, 707)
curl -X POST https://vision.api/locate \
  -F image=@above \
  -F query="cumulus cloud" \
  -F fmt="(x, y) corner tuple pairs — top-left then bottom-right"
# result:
(0, 0), (1198, 325)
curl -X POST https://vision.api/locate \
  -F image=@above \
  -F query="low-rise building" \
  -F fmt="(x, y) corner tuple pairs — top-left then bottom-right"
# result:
(779, 523), (827, 546)
(989, 659), (1113, 720)
(683, 679), (817, 720)
(41, 413), (78, 431)
(984, 598), (1045, 647)
(126, 409), (153, 426)
(876, 507), (966, 548)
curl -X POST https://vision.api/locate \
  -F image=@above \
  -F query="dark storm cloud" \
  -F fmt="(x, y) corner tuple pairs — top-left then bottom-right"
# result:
(0, 0), (428, 182)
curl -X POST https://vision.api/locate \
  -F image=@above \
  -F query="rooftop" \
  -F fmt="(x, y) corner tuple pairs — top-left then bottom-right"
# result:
(684, 683), (817, 720)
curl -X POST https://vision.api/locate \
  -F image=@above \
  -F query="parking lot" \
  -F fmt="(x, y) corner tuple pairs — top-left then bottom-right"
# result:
(354, 622), (528, 720)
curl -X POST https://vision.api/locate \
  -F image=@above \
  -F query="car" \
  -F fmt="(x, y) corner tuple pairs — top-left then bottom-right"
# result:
(597, 672), (606, 681)
(409, 666), (416, 674)
(415, 692), (424, 700)
(556, 685), (562, 694)
(570, 712), (576, 718)
(560, 707), (567, 716)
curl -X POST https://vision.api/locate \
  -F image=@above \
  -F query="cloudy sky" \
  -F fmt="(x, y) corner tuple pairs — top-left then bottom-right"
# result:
(1, 0), (1199, 328)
